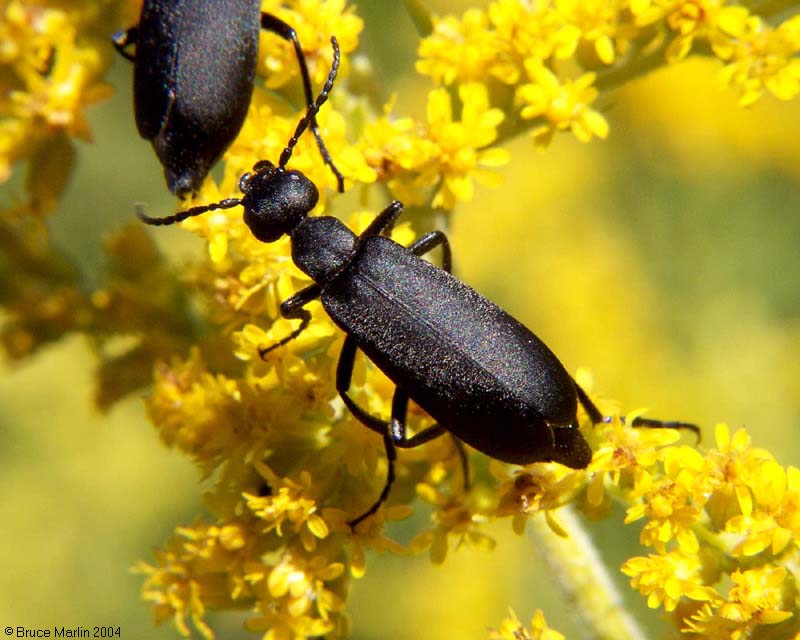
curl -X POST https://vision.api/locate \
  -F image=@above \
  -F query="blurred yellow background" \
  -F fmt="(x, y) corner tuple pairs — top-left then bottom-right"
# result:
(2, 1), (799, 638)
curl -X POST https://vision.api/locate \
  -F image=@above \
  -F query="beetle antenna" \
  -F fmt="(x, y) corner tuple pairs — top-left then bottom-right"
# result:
(136, 198), (242, 226)
(277, 36), (341, 170)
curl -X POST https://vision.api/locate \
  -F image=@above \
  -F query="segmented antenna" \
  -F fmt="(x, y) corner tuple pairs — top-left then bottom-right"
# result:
(137, 36), (342, 227)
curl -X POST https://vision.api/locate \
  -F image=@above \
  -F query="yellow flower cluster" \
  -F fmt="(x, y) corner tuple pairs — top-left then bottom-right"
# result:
(488, 608), (565, 640)
(0, 0), (133, 216)
(417, 0), (800, 144)
(618, 424), (799, 637)
(360, 83), (509, 209)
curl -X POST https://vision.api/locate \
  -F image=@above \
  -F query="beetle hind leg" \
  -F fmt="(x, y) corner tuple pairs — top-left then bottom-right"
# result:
(339, 336), (467, 526)
(575, 381), (700, 442)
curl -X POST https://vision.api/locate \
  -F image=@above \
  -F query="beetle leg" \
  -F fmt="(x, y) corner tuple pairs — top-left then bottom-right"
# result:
(360, 201), (405, 238)
(336, 335), (388, 435)
(388, 390), (445, 446)
(347, 387), (446, 528)
(574, 382), (605, 423)
(348, 431), (396, 528)
(336, 334), (395, 527)
(407, 229), (452, 273)
(258, 283), (321, 357)
(630, 416), (701, 441)
(390, 390), (470, 489)
(575, 381), (700, 441)
(261, 13), (344, 192)
(111, 26), (138, 62)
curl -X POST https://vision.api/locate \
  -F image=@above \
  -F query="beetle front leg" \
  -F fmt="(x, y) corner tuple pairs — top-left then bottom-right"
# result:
(111, 26), (138, 62)
(258, 283), (321, 358)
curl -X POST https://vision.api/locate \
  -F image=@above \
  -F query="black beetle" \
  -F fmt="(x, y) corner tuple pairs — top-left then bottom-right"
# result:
(138, 37), (697, 527)
(113, 0), (344, 197)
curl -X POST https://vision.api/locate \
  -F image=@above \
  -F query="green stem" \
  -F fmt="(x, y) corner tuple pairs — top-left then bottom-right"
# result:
(401, 0), (434, 37)
(528, 507), (647, 640)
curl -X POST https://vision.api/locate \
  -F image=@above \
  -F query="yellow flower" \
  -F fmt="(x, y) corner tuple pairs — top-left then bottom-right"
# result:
(624, 446), (705, 553)
(489, 608), (566, 640)
(686, 567), (794, 639)
(257, 0), (363, 89)
(417, 9), (516, 85)
(244, 465), (330, 550)
(702, 424), (774, 530)
(424, 83), (510, 208)
(555, 0), (620, 65)
(723, 458), (799, 556)
(343, 504), (409, 578)
(724, 566), (793, 624)
(145, 350), (244, 472)
(0, 1), (121, 213)
(409, 481), (494, 564)
(516, 61), (609, 145)
(359, 107), (440, 204)
(360, 84), (509, 209)
(621, 550), (718, 611)
(489, 0), (580, 63)
(585, 410), (680, 508)
(716, 14), (800, 106)
(264, 550), (345, 620)
(135, 522), (254, 639)
(492, 461), (585, 535)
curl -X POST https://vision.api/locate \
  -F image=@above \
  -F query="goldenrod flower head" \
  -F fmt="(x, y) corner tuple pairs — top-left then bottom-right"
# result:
(359, 83), (508, 208)
(621, 550), (719, 611)
(716, 13), (800, 106)
(1, 0), (125, 213)
(492, 461), (584, 534)
(410, 480), (494, 564)
(489, 608), (566, 640)
(245, 465), (330, 547)
(257, 0), (363, 89)
(416, 10), (512, 85)
(517, 62), (609, 145)
(488, 0), (581, 63)
(555, 0), (620, 65)
(425, 83), (509, 208)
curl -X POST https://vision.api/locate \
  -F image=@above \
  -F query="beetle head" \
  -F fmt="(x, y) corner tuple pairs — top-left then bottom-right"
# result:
(240, 162), (319, 243)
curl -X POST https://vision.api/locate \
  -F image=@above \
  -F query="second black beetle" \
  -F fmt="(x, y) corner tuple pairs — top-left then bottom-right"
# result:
(139, 40), (696, 527)
(114, 0), (344, 197)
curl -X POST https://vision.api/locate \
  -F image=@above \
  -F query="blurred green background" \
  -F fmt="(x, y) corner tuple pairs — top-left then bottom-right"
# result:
(2, 1), (799, 638)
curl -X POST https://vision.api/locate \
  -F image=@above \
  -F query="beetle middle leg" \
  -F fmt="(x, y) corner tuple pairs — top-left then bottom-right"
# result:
(407, 230), (452, 273)
(258, 283), (321, 358)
